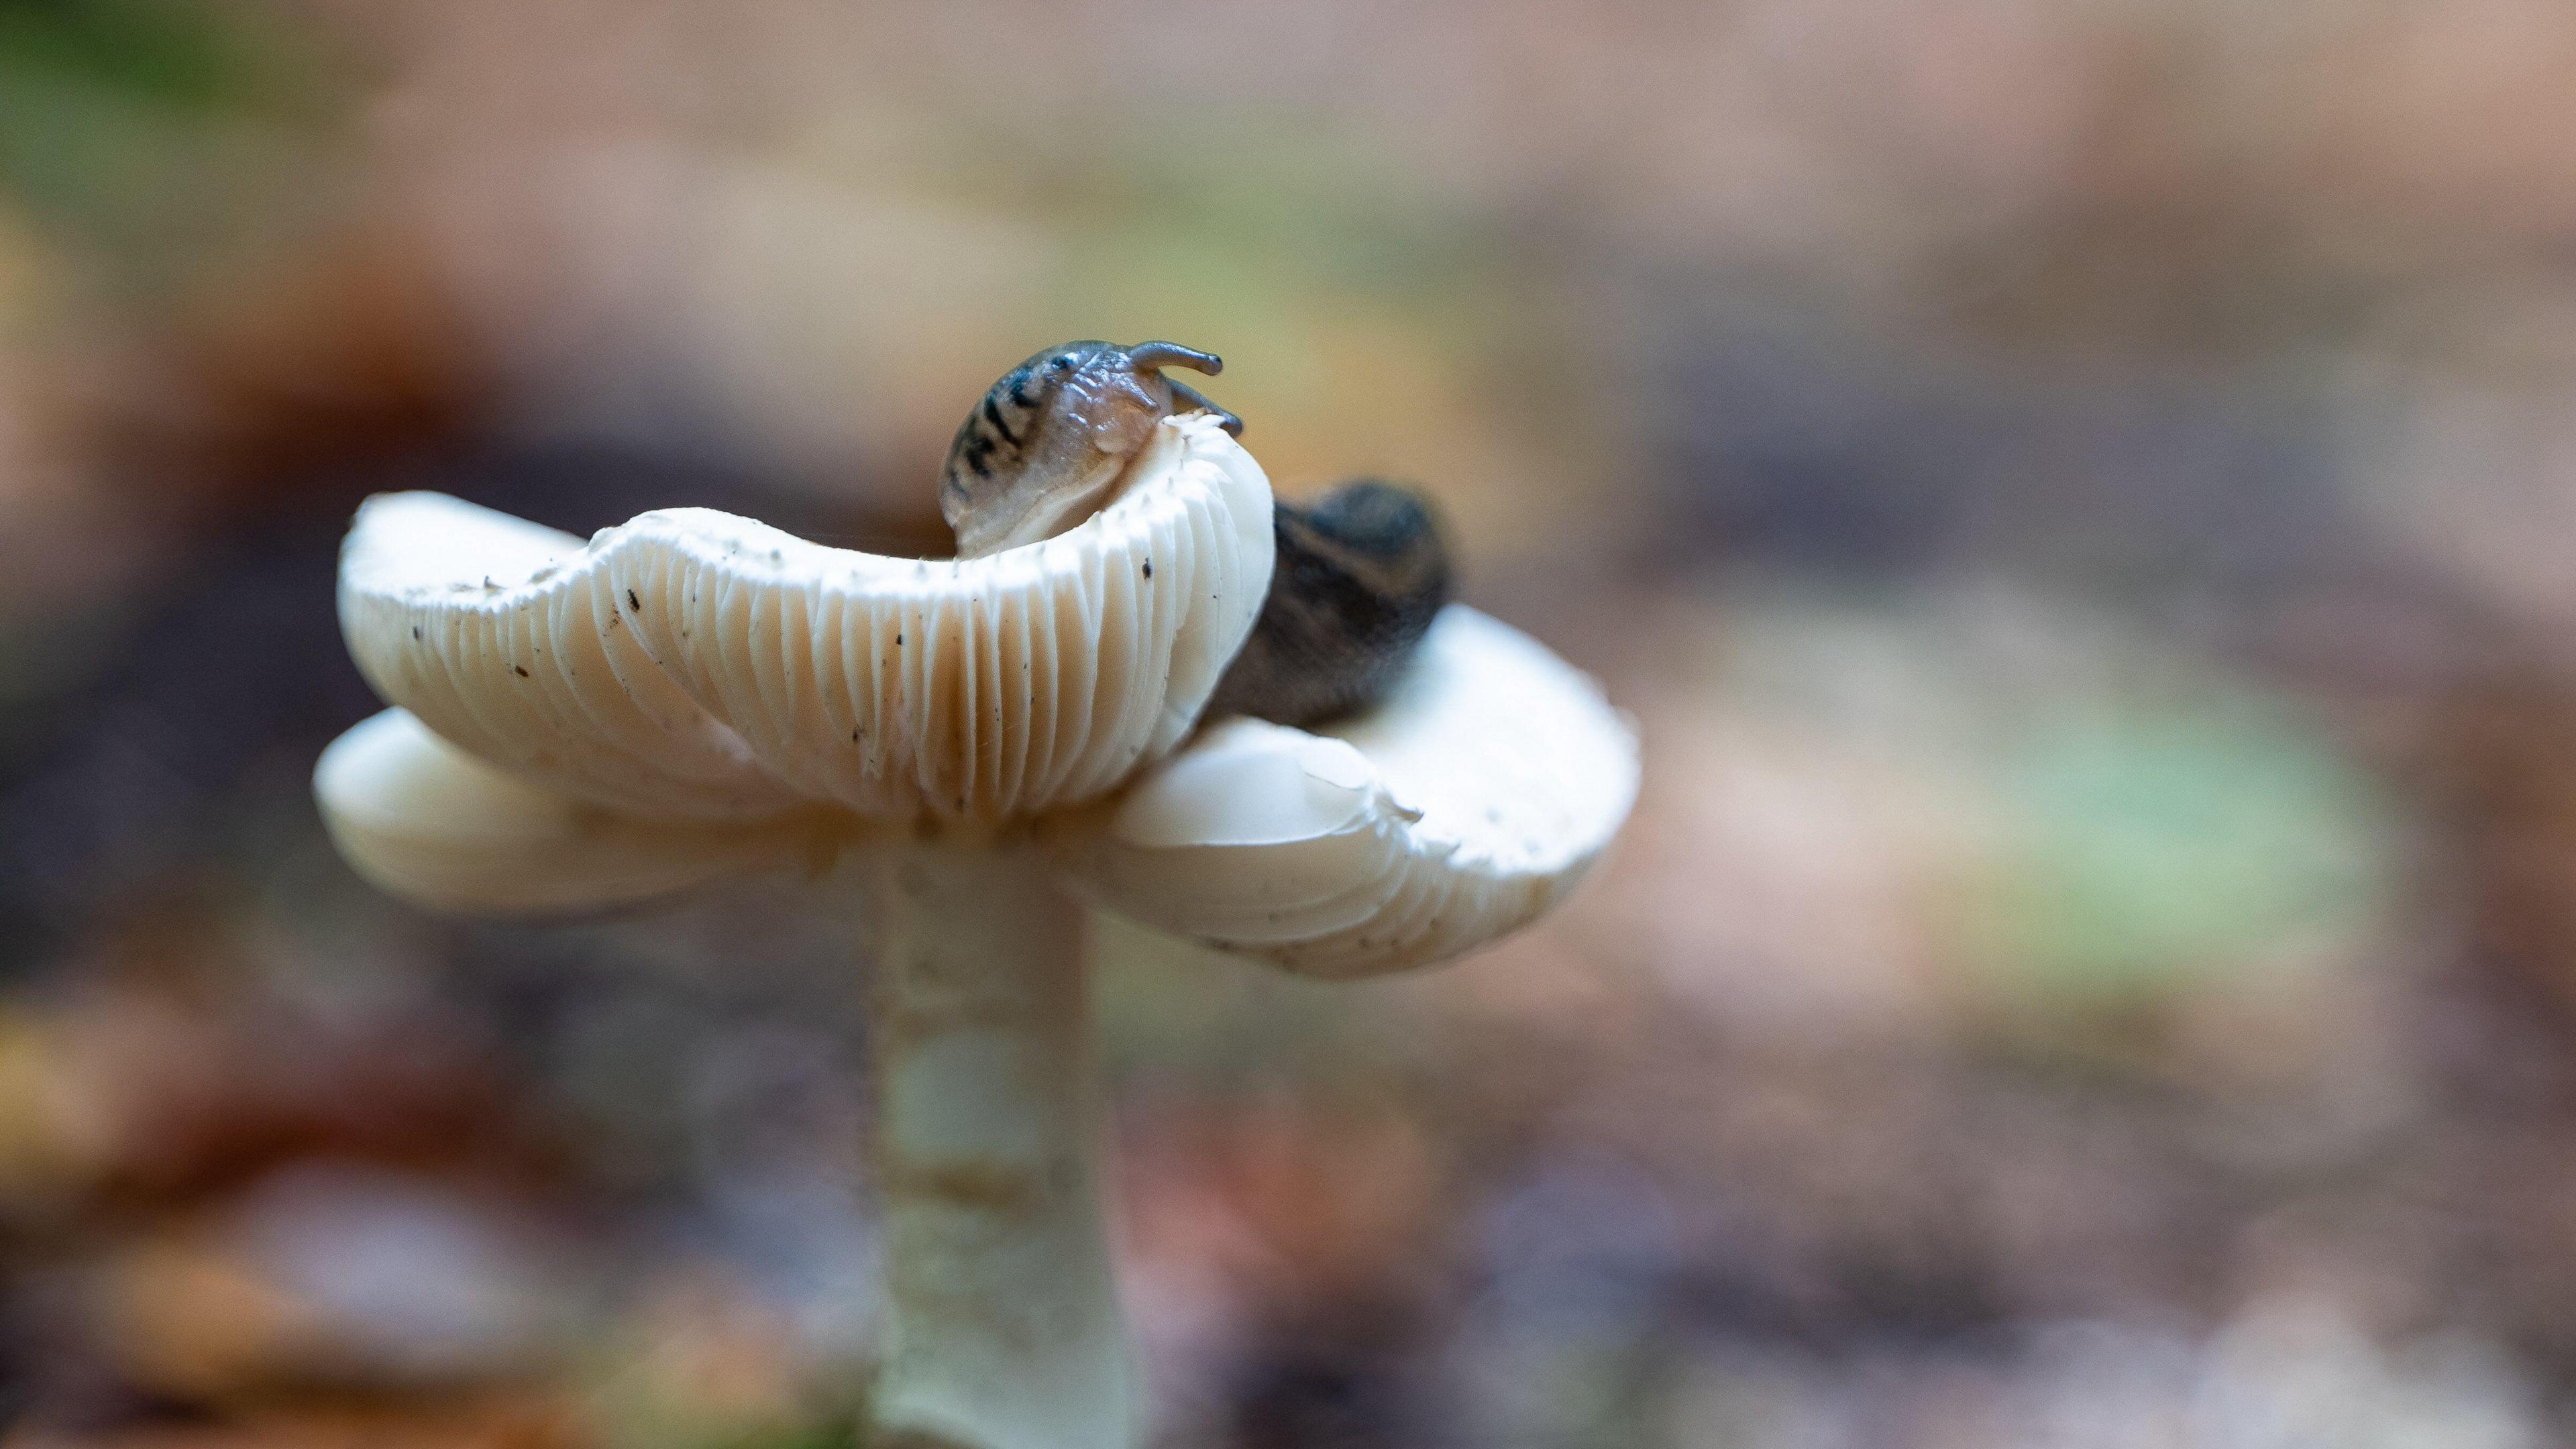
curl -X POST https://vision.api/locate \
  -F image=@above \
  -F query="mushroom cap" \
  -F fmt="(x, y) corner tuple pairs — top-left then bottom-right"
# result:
(338, 413), (1271, 824)
(328, 415), (1635, 966)
(1051, 606), (1639, 978)
(315, 708), (817, 915)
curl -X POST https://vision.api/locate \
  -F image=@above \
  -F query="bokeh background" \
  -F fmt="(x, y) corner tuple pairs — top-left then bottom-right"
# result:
(4, 1), (2576, 1444)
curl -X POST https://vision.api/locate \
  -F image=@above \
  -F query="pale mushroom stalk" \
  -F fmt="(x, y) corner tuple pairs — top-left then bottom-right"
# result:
(857, 839), (1133, 1449)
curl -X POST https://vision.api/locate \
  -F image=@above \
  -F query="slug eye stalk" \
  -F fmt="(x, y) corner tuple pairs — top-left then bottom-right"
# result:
(1122, 340), (1222, 374)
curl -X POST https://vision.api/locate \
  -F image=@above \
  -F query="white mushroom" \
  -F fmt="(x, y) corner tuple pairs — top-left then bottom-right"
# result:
(315, 411), (1635, 1449)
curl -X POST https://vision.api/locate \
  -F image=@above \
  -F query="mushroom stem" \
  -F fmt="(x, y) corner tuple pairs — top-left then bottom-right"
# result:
(861, 840), (1136, 1449)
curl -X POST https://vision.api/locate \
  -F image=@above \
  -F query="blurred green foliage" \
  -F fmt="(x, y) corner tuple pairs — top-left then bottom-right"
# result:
(1980, 699), (2390, 1004)
(0, 0), (344, 274)
(0, 0), (260, 111)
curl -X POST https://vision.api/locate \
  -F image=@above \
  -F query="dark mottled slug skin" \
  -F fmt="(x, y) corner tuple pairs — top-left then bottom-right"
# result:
(1204, 481), (1450, 725)
(941, 340), (1450, 725)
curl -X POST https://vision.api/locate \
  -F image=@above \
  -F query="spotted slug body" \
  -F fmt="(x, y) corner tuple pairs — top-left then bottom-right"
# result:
(941, 340), (1450, 725)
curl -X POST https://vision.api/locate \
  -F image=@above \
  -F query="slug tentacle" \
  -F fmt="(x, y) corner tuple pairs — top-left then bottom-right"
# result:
(1164, 378), (1242, 436)
(1122, 341), (1223, 375)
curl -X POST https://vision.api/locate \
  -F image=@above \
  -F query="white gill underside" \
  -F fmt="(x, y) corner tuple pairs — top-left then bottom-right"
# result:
(321, 604), (1641, 978)
(338, 415), (1271, 824)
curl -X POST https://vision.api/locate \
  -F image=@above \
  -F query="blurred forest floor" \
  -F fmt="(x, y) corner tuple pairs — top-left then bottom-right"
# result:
(8, 2), (2576, 1446)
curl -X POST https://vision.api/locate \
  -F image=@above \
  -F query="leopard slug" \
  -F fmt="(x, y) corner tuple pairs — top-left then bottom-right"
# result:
(941, 340), (1450, 725)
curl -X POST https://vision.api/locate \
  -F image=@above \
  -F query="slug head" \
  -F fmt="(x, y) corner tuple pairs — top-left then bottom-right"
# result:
(941, 340), (1239, 558)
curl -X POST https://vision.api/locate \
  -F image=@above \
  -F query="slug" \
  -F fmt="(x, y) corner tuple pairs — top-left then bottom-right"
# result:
(941, 340), (1451, 726)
